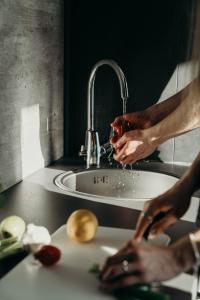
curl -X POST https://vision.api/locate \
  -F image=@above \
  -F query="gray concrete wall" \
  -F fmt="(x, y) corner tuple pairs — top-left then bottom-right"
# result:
(0, 0), (64, 191)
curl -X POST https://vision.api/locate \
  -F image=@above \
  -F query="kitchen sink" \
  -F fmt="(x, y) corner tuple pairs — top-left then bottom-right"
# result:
(54, 168), (177, 201)
(54, 167), (199, 221)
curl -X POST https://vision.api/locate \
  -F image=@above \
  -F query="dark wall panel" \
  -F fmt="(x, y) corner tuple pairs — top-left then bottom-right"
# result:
(65, 0), (192, 158)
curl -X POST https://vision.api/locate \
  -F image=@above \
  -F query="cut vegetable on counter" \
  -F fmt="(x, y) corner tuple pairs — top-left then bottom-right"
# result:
(0, 216), (61, 266)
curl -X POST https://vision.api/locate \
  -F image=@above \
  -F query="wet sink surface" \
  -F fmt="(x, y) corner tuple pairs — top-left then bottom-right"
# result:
(54, 167), (199, 222)
(54, 168), (178, 201)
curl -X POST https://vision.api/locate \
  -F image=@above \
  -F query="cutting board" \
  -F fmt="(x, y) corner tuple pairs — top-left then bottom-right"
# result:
(0, 226), (196, 300)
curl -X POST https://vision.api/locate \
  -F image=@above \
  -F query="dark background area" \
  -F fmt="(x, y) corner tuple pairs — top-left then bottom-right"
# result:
(64, 0), (194, 158)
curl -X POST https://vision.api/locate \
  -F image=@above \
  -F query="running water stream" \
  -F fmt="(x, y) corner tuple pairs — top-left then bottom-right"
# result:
(108, 98), (138, 196)
(107, 98), (128, 167)
(121, 98), (128, 169)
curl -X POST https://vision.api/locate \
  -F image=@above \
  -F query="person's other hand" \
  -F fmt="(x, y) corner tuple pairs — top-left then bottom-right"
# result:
(134, 184), (192, 242)
(100, 239), (190, 291)
(110, 111), (152, 144)
(112, 129), (157, 164)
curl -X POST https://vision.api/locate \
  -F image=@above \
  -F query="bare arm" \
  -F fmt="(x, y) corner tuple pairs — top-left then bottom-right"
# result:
(178, 151), (200, 193)
(101, 153), (200, 287)
(111, 80), (194, 139)
(113, 80), (200, 164)
(145, 80), (192, 125)
(102, 153), (200, 286)
(134, 152), (200, 241)
(145, 81), (200, 146)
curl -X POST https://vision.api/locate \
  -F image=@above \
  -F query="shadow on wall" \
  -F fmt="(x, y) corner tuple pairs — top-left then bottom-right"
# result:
(66, 0), (193, 158)
(0, 0), (64, 192)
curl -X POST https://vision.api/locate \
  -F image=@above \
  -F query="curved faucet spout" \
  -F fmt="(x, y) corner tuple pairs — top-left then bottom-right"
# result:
(80, 59), (129, 168)
(87, 59), (129, 131)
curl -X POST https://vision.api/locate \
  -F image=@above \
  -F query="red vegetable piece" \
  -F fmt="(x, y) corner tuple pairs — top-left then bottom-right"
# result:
(34, 245), (61, 266)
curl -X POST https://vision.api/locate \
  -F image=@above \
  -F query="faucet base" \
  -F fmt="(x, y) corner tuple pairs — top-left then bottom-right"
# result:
(86, 130), (100, 168)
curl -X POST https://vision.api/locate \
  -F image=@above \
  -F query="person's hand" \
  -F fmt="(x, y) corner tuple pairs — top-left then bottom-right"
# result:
(134, 184), (192, 242)
(112, 129), (157, 164)
(100, 238), (194, 291)
(110, 111), (152, 144)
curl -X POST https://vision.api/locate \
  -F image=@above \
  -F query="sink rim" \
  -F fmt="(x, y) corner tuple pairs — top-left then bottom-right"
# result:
(54, 167), (179, 202)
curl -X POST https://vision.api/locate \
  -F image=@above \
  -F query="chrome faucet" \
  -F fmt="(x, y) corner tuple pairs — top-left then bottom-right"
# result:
(80, 59), (129, 168)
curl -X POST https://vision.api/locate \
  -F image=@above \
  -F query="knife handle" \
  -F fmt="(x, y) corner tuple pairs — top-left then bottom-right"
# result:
(143, 212), (166, 240)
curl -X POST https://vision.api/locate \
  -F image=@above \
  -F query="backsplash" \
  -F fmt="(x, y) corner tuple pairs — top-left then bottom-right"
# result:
(0, 0), (64, 192)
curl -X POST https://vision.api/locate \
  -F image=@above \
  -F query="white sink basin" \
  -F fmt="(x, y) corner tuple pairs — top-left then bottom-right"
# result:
(55, 168), (177, 201)
(54, 167), (199, 222)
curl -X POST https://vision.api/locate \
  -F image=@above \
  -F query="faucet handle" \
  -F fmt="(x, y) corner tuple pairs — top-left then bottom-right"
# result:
(79, 145), (87, 157)
(86, 130), (100, 168)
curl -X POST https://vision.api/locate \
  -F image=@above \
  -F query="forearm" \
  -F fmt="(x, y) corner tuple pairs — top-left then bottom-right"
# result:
(176, 152), (200, 195)
(145, 82), (200, 145)
(145, 81), (194, 125)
